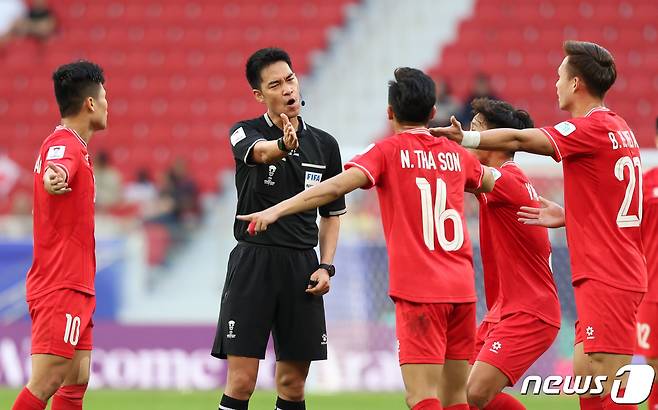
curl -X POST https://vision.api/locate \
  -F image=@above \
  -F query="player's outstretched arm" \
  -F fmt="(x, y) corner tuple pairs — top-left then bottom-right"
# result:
(251, 113), (299, 164)
(517, 196), (566, 228)
(429, 116), (556, 156)
(237, 167), (368, 233)
(43, 162), (71, 195)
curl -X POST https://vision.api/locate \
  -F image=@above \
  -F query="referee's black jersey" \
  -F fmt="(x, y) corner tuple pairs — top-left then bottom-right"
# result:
(229, 113), (347, 249)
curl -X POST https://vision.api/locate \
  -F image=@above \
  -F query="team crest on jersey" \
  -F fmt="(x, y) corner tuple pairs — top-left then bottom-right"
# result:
(304, 171), (322, 190)
(46, 145), (66, 160)
(554, 121), (576, 137)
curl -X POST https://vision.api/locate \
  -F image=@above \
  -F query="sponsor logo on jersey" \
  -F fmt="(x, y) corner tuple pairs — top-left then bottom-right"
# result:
(264, 165), (277, 186)
(227, 320), (237, 339)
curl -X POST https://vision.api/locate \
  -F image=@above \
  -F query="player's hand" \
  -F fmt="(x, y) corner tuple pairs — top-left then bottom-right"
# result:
(236, 208), (280, 235)
(428, 115), (465, 144)
(306, 268), (330, 296)
(280, 113), (299, 151)
(517, 196), (566, 228)
(43, 162), (71, 195)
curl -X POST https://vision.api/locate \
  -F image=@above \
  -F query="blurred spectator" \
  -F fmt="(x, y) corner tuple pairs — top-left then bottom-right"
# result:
(94, 151), (122, 211)
(161, 159), (201, 226)
(0, 0), (56, 44)
(457, 73), (498, 125)
(429, 80), (460, 127)
(124, 168), (158, 217)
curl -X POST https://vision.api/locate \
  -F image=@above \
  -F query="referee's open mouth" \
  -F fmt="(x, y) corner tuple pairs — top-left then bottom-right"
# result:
(286, 98), (297, 106)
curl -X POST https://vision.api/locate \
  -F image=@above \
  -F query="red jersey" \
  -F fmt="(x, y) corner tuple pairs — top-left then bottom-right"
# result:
(642, 167), (658, 302)
(540, 107), (646, 292)
(345, 128), (484, 303)
(26, 126), (96, 300)
(478, 162), (561, 328)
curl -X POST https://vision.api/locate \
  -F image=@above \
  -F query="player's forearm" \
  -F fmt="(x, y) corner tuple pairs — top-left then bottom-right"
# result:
(479, 128), (554, 156)
(273, 177), (346, 218)
(319, 216), (340, 264)
(251, 140), (288, 164)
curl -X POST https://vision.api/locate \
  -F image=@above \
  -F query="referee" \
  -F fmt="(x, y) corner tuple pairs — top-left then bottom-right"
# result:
(212, 48), (346, 410)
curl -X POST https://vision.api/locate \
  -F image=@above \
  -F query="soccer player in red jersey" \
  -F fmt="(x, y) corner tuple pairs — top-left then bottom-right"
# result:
(11, 61), (107, 410)
(237, 67), (495, 410)
(432, 41), (645, 410)
(636, 120), (658, 410)
(466, 98), (561, 410)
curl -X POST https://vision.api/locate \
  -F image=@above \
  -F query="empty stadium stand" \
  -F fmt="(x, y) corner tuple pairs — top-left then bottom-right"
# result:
(428, 0), (658, 146)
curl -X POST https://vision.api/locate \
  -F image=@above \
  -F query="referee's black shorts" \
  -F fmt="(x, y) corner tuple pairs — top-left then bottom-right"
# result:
(212, 242), (327, 361)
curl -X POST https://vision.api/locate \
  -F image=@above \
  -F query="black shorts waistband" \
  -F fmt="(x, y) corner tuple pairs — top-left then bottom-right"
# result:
(236, 241), (315, 252)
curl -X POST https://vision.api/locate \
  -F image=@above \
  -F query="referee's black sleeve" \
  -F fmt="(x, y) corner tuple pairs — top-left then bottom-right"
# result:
(230, 122), (266, 166)
(319, 136), (347, 217)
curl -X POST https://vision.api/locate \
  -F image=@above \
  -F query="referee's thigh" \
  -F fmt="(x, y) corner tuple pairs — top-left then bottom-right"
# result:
(273, 248), (327, 361)
(212, 245), (277, 359)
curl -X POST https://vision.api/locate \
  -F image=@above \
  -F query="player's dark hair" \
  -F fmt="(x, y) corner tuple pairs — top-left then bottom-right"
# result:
(388, 67), (436, 124)
(471, 98), (534, 130)
(563, 40), (616, 99)
(52, 60), (105, 117)
(246, 47), (293, 90)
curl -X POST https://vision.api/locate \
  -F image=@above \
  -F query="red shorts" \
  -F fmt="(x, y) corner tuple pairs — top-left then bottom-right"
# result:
(395, 299), (475, 365)
(636, 300), (658, 358)
(28, 288), (95, 359)
(573, 279), (644, 355)
(470, 313), (558, 385)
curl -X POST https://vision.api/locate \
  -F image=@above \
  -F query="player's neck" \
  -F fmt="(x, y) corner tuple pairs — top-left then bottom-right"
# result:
(488, 156), (513, 168)
(569, 99), (605, 118)
(60, 118), (93, 144)
(393, 121), (426, 133)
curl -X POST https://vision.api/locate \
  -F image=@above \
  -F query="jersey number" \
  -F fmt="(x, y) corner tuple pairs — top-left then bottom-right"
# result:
(415, 177), (464, 251)
(637, 322), (651, 350)
(64, 313), (81, 346)
(614, 156), (643, 228)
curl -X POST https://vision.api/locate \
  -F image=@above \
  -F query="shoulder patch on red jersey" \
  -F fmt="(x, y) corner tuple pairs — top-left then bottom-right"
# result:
(554, 121), (576, 136)
(491, 168), (502, 181)
(46, 145), (66, 160)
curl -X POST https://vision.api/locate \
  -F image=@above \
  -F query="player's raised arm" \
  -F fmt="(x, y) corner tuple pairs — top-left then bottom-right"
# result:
(237, 167), (367, 233)
(43, 162), (71, 195)
(430, 116), (555, 156)
(517, 196), (566, 228)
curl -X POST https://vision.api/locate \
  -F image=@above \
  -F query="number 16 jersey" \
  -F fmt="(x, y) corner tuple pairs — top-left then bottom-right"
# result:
(345, 128), (484, 303)
(540, 107), (647, 292)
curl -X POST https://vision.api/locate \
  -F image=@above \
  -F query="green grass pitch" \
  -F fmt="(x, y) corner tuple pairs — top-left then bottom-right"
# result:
(0, 389), (585, 409)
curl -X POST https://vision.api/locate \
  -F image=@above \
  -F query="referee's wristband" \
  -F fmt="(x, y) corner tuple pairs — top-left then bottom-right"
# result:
(461, 131), (481, 148)
(277, 137), (291, 152)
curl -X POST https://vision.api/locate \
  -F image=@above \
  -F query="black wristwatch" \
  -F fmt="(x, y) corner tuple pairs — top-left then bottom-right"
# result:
(277, 137), (291, 152)
(318, 263), (335, 277)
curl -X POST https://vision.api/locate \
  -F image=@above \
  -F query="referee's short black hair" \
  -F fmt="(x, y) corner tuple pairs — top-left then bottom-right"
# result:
(52, 60), (105, 117)
(388, 67), (436, 124)
(246, 47), (293, 90)
(471, 98), (534, 130)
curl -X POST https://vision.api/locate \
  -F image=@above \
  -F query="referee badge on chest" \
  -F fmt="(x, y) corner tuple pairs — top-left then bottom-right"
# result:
(305, 171), (322, 190)
(264, 165), (277, 186)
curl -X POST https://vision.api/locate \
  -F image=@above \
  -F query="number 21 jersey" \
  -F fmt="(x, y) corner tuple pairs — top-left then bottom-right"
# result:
(540, 107), (646, 292)
(345, 128), (484, 303)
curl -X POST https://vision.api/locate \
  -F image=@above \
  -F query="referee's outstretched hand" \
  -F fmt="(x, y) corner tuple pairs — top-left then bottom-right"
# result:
(236, 208), (280, 235)
(306, 269), (330, 296)
(281, 113), (299, 151)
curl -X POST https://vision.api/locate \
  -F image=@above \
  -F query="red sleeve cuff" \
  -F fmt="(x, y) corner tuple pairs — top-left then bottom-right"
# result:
(344, 161), (376, 189)
(539, 128), (563, 162)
